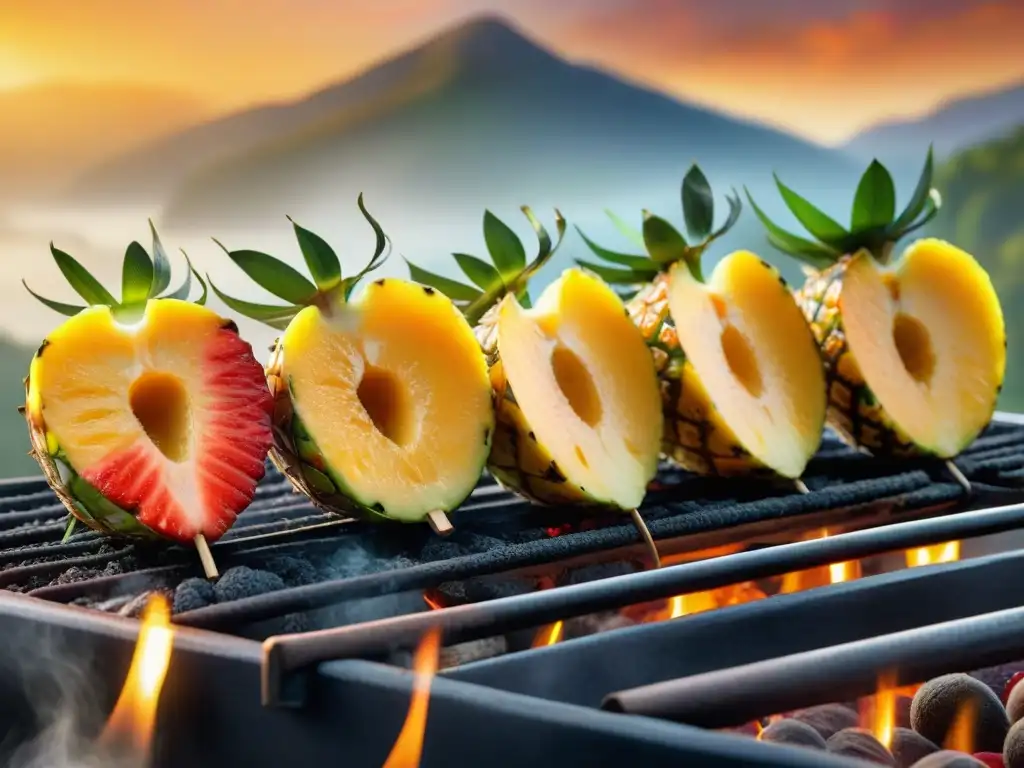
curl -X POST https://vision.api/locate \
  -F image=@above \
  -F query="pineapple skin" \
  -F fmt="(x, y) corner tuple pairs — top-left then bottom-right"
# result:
(794, 257), (920, 457)
(264, 337), (399, 523)
(25, 371), (159, 538)
(474, 306), (610, 507)
(625, 273), (769, 477)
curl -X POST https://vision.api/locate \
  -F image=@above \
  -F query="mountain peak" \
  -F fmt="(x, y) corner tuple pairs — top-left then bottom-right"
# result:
(414, 13), (557, 74)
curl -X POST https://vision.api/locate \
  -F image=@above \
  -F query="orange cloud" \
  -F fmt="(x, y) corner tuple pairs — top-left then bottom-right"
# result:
(546, 0), (1024, 143)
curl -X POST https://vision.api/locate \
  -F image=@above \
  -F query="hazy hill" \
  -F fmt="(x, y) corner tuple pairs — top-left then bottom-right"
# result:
(156, 17), (857, 229)
(0, 83), (210, 201)
(925, 126), (1024, 410)
(0, 336), (38, 479)
(843, 81), (1024, 167)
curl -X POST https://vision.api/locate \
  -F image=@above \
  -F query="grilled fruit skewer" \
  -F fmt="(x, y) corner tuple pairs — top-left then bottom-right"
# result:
(210, 196), (493, 527)
(747, 149), (1005, 458)
(23, 226), (273, 570)
(577, 166), (827, 480)
(405, 207), (663, 511)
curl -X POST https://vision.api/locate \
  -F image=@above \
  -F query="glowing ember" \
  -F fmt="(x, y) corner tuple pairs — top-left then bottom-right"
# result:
(382, 628), (442, 768)
(906, 540), (961, 567)
(99, 595), (174, 759)
(532, 620), (564, 648)
(422, 591), (445, 611)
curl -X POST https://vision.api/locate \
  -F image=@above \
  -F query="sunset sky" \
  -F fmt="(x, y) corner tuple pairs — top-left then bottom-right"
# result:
(1, 0), (1023, 143)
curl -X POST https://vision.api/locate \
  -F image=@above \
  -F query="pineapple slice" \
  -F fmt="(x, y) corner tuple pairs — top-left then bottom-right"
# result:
(210, 196), (493, 524)
(747, 149), (1006, 457)
(406, 208), (662, 510)
(577, 167), (827, 479)
(22, 229), (273, 546)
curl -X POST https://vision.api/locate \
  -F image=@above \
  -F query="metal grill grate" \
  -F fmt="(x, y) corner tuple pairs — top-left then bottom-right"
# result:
(2, 420), (1024, 636)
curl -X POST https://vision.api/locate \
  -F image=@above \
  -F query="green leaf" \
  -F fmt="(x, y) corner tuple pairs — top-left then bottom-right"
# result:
(890, 146), (936, 234)
(745, 188), (839, 269)
(50, 243), (118, 306)
(577, 259), (650, 286)
(709, 190), (743, 240)
(404, 258), (482, 302)
(575, 226), (659, 272)
(207, 276), (300, 330)
(289, 217), (341, 291)
(516, 207), (567, 287)
(342, 194), (392, 300)
(681, 165), (714, 240)
(642, 212), (689, 266)
(898, 189), (942, 237)
(62, 516), (77, 543)
(605, 209), (645, 248)
(148, 220), (172, 297)
(483, 210), (527, 277)
(121, 241), (154, 307)
(163, 250), (200, 301)
(454, 252), (503, 292)
(773, 174), (849, 245)
(22, 280), (85, 316)
(851, 160), (896, 232)
(191, 262), (208, 306)
(213, 239), (316, 305)
(357, 193), (388, 265)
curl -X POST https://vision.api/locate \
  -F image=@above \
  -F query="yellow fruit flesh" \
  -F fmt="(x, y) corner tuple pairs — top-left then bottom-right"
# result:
(281, 279), (493, 520)
(840, 240), (1005, 457)
(496, 269), (662, 509)
(29, 300), (234, 532)
(667, 252), (826, 478)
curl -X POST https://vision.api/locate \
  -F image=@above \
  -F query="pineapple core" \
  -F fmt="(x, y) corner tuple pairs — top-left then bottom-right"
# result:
(839, 241), (1005, 457)
(496, 269), (662, 509)
(129, 372), (191, 462)
(280, 279), (493, 520)
(667, 251), (826, 478)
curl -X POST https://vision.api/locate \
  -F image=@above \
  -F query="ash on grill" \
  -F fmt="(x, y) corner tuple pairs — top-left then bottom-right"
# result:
(2, 423), (1024, 659)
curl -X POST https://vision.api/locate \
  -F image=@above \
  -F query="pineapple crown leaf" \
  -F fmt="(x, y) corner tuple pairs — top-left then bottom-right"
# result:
(405, 206), (566, 326)
(24, 225), (205, 318)
(212, 194), (391, 328)
(748, 147), (940, 265)
(576, 164), (742, 285)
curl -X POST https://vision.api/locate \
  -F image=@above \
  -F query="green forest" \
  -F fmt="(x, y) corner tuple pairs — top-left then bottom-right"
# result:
(0, 128), (1021, 479)
(926, 126), (1024, 411)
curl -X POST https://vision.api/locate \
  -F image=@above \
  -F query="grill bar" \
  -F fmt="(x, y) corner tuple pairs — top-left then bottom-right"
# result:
(448, 548), (1024, 707)
(602, 604), (1024, 728)
(262, 499), (1024, 707)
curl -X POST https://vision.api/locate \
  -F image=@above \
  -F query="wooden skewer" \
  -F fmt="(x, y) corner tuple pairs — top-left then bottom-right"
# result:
(628, 508), (662, 569)
(793, 478), (811, 495)
(194, 534), (219, 580)
(944, 459), (973, 495)
(427, 510), (453, 537)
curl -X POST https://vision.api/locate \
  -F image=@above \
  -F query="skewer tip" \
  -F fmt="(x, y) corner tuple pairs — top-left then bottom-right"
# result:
(944, 459), (973, 495)
(628, 508), (662, 569)
(793, 478), (811, 495)
(194, 534), (219, 579)
(427, 510), (454, 537)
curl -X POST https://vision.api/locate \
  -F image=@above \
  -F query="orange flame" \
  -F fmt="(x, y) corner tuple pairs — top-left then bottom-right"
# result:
(868, 669), (898, 749)
(422, 592), (445, 611)
(532, 620), (564, 648)
(99, 595), (174, 758)
(906, 541), (961, 568)
(382, 628), (442, 768)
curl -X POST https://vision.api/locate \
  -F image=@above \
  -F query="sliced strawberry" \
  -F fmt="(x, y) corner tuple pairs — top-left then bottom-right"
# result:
(82, 324), (272, 542)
